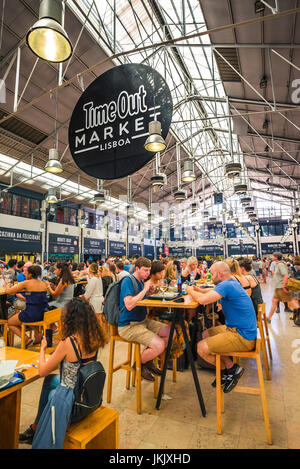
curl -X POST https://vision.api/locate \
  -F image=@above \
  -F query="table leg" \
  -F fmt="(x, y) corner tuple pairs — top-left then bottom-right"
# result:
(155, 312), (177, 410)
(178, 313), (206, 417)
(0, 389), (21, 448)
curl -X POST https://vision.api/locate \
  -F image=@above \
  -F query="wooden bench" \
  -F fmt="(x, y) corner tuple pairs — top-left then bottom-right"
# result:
(63, 406), (119, 449)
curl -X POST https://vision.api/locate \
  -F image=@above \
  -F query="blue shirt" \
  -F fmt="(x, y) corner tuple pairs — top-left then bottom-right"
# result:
(17, 272), (26, 282)
(118, 276), (147, 327)
(214, 278), (257, 340)
(123, 264), (131, 272)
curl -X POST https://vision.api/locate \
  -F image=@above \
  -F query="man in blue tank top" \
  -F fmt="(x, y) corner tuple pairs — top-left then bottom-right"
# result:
(186, 261), (257, 393)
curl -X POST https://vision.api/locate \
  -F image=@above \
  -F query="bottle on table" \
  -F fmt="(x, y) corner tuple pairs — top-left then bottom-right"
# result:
(177, 276), (182, 293)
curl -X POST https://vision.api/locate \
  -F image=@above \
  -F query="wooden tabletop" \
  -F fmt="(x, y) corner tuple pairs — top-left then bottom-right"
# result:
(137, 296), (199, 309)
(0, 347), (48, 399)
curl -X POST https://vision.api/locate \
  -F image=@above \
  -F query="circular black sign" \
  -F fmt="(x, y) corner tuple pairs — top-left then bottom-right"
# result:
(68, 64), (173, 180)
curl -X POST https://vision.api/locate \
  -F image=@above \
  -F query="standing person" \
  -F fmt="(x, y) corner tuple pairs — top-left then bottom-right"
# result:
(16, 261), (25, 275)
(261, 258), (267, 284)
(186, 261), (257, 393)
(82, 263), (104, 314)
(109, 263), (118, 282)
(129, 254), (140, 274)
(17, 261), (32, 283)
(6, 265), (49, 347)
(19, 298), (107, 447)
(267, 252), (292, 323)
(118, 257), (173, 381)
(252, 258), (260, 278)
(115, 261), (130, 281)
(47, 262), (75, 312)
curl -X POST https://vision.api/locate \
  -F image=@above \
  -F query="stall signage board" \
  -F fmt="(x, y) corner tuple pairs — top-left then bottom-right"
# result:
(84, 238), (105, 255)
(48, 234), (79, 254)
(0, 227), (42, 252)
(196, 245), (224, 256)
(144, 244), (154, 260)
(129, 243), (141, 257)
(169, 246), (192, 258)
(228, 243), (256, 256)
(109, 241), (126, 256)
(261, 242), (293, 254)
(68, 64), (173, 179)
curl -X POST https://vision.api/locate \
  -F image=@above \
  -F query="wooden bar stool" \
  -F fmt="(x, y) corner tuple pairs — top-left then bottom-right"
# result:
(107, 324), (158, 414)
(257, 303), (273, 362)
(216, 339), (272, 445)
(20, 308), (62, 351)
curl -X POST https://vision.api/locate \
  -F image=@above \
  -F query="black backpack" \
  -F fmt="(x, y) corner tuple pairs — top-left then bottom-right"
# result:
(103, 275), (139, 325)
(69, 336), (106, 423)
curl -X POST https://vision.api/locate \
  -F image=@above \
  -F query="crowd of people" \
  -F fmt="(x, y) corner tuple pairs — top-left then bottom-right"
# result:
(0, 250), (299, 448)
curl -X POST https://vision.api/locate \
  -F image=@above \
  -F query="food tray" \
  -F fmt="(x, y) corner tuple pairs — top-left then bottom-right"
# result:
(147, 292), (183, 301)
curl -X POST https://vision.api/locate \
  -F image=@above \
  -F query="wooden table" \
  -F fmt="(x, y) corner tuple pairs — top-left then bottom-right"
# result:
(137, 296), (206, 417)
(0, 347), (48, 449)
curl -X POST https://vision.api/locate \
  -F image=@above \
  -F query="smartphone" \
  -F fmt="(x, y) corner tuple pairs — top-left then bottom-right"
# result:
(42, 329), (53, 347)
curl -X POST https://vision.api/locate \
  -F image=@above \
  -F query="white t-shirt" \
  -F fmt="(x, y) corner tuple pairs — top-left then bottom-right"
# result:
(84, 276), (104, 313)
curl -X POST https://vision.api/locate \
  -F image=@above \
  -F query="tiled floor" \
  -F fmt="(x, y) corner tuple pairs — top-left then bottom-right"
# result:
(18, 279), (300, 449)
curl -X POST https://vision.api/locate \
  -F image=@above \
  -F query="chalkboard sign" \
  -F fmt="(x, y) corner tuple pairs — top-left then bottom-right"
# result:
(69, 64), (173, 179)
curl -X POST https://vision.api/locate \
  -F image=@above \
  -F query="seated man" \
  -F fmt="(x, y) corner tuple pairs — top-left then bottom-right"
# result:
(118, 257), (173, 381)
(186, 261), (257, 393)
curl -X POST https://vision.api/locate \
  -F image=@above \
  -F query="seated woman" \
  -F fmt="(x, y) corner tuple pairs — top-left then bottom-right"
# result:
(149, 261), (166, 287)
(82, 263), (104, 315)
(19, 298), (107, 447)
(6, 265), (49, 347)
(164, 263), (177, 285)
(224, 257), (252, 297)
(74, 262), (88, 278)
(181, 256), (201, 283)
(239, 257), (263, 316)
(47, 262), (75, 312)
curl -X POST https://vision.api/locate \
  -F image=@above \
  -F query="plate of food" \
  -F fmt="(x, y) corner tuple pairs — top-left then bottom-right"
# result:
(147, 291), (183, 301)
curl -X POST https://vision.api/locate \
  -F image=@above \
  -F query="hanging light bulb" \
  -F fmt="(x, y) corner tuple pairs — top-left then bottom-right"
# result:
(26, 0), (72, 63)
(45, 148), (63, 173)
(46, 187), (57, 204)
(144, 121), (166, 152)
(181, 160), (196, 183)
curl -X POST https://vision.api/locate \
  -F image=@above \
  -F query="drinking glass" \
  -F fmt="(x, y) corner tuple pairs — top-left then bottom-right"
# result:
(160, 279), (168, 302)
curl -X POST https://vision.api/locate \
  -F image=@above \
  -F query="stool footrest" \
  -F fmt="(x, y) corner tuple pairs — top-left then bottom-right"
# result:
(233, 386), (260, 396)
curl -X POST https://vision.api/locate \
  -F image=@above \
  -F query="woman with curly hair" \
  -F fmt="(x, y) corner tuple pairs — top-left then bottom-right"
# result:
(19, 298), (108, 446)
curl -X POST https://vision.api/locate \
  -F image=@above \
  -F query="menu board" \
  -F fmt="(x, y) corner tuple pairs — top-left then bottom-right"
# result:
(144, 244), (155, 260)
(109, 241), (126, 256)
(128, 243), (141, 257)
(84, 238), (105, 255)
(48, 233), (79, 254)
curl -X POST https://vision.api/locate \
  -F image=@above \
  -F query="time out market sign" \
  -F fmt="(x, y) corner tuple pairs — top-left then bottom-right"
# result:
(68, 64), (173, 179)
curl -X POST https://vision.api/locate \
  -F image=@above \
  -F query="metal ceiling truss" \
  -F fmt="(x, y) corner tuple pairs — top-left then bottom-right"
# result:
(1, 0), (300, 220)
